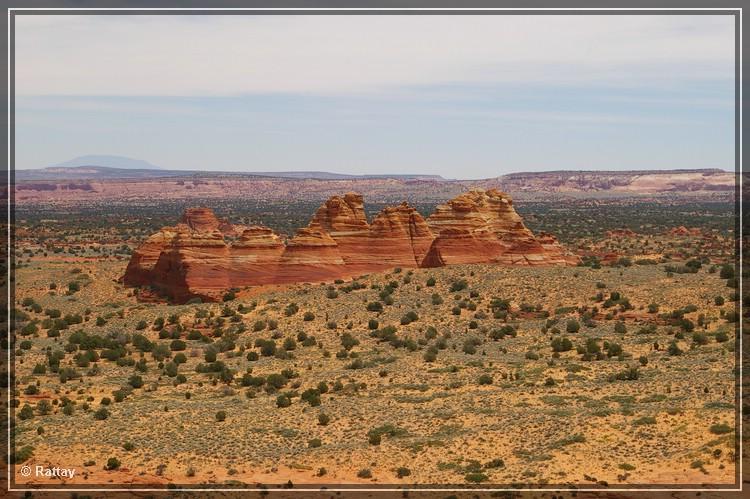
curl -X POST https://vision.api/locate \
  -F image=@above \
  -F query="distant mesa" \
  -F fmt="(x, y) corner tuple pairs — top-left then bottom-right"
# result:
(123, 189), (577, 303)
(50, 155), (163, 170)
(13, 166), (734, 197)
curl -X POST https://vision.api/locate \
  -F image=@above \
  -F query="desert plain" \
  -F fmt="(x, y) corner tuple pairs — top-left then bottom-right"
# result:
(6, 170), (742, 490)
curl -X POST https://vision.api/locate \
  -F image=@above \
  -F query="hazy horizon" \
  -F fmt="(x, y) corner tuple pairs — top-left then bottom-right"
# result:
(16, 154), (732, 180)
(15, 15), (735, 178)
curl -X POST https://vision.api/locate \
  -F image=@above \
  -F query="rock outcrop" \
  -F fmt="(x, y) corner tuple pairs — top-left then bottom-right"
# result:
(123, 228), (179, 287)
(423, 189), (569, 267)
(149, 226), (231, 303)
(181, 208), (222, 232)
(668, 226), (702, 237)
(123, 189), (574, 302)
(227, 226), (286, 285)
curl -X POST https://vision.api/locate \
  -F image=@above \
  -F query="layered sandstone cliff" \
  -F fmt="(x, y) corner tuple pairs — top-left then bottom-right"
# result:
(123, 189), (573, 302)
(424, 189), (569, 267)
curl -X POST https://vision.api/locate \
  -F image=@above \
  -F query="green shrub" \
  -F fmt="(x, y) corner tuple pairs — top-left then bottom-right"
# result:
(719, 264), (734, 279)
(128, 375), (143, 389)
(164, 362), (178, 377)
(667, 341), (683, 356)
(551, 336), (573, 352)
(283, 337), (297, 351)
(423, 346), (438, 363)
(709, 423), (733, 435)
(366, 302), (383, 312)
(465, 472), (489, 483)
(308, 438), (322, 448)
(609, 366), (639, 381)
(367, 424), (405, 445)
(19, 404), (34, 420)
(284, 303), (299, 316)
(400, 311), (419, 325)
(692, 332), (709, 346)
(606, 342), (624, 358)
(395, 467), (411, 478)
(301, 388), (321, 407)
(169, 339), (186, 351)
(341, 332), (360, 351)
(276, 394), (292, 408)
(566, 319), (580, 333)
(11, 445), (34, 464)
(485, 458), (505, 468)
(239, 373), (262, 387)
(256, 339), (277, 357)
(105, 457), (121, 470)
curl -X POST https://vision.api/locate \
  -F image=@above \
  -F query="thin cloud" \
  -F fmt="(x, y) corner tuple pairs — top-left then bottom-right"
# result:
(15, 15), (734, 97)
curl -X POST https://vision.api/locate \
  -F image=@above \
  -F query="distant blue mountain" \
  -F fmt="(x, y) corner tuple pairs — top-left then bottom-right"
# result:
(51, 155), (162, 170)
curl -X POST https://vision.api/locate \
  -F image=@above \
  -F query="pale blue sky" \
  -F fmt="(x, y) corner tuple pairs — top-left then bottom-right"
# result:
(15, 15), (735, 179)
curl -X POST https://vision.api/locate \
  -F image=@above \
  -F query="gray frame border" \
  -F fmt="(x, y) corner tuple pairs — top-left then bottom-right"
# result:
(2, 2), (744, 494)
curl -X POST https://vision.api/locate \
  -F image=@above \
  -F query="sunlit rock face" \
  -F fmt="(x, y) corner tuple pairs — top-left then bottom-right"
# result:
(424, 189), (569, 267)
(123, 190), (574, 302)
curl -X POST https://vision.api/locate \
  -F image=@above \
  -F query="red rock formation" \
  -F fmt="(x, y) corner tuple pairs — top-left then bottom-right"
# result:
(423, 189), (569, 266)
(149, 225), (231, 302)
(275, 224), (348, 283)
(123, 190), (574, 302)
(311, 193), (369, 234)
(668, 226), (701, 236)
(228, 226), (286, 285)
(122, 228), (179, 287)
(181, 207), (242, 235)
(309, 194), (433, 272)
(363, 203), (434, 270)
(309, 193), (372, 268)
(181, 208), (221, 232)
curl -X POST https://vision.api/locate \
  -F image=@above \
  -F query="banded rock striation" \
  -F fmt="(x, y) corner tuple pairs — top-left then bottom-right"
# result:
(123, 189), (574, 302)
